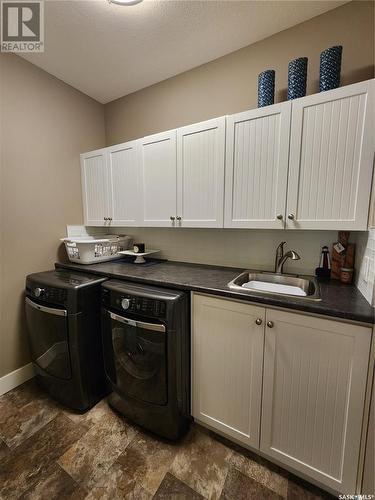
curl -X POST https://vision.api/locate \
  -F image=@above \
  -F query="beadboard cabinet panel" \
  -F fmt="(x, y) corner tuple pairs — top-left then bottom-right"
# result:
(192, 294), (264, 448)
(108, 141), (140, 226)
(287, 80), (374, 230)
(177, 118), (225, 227)
(139, 130), (177, 227)
(261, 309), (372, 493)
(80, 80), (374, 231)
(225, 102), (291, 229)
(81, 149), (110, 226)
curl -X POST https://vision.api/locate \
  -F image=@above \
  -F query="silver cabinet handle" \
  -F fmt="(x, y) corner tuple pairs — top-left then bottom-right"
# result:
(170, 216), (175, 221)
(276, 214), (283, 220)
(267, 321), (274, 328)
(176, 216), (182, 221)
(255, 318), (262, 325)
(288, 214), (295, 220)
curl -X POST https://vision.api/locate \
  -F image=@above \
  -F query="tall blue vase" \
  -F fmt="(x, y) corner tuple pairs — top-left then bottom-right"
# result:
(319, 45), (343, 92)
(258, 70), (275, 107)
(287, 57), (308, 100)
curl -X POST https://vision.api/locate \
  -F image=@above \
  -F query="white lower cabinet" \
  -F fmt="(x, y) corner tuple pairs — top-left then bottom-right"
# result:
(192, 293), (372, 494)
(261, 309), (371, 493)
(192, 293), (265, 448)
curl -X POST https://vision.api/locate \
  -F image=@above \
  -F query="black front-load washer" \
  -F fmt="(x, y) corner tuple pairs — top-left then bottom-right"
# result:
(25, 270), (108, 411)
(102, 280), (190, 440)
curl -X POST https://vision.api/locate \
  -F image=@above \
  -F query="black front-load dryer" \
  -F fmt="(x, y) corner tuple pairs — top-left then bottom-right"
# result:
(102, 280), (190, 440)
(25, 270), (108, 411)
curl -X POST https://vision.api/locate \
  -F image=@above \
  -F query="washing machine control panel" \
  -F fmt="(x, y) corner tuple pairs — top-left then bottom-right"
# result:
(114, 294), (166, 318)
(31, 286), (67, 305)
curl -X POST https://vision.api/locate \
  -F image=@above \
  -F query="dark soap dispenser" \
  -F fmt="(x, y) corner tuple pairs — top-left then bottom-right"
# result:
(315, 246), (331, 279)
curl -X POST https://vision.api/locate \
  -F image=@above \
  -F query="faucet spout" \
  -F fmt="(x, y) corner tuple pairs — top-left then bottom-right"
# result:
(276, 250), (301, 274)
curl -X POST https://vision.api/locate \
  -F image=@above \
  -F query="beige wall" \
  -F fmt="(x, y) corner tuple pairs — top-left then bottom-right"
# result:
(111, 227), (340, 276)
(105, 1), (374, 144)
(0, 54), (105, 378)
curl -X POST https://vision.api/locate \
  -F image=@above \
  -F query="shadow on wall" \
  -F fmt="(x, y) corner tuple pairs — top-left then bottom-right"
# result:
(16, 291), (31, 368)
(57, 242), (69, 264)
(343, 65), (375, 86)
(275, 65), (375, 103)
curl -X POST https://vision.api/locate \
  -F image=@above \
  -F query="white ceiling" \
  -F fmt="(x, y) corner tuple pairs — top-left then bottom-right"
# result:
(20, 0), (349, 104)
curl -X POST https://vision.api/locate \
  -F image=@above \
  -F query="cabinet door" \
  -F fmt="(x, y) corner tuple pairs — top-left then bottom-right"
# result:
(177, 117), (225, 227)
(225, 102), (291, 229)
(287, 79), (374, 230)
(139, 131), (177, 227)
(80, 149), (109, 226)
(261, 309), (372, 493)
(192, 293), (265, 448)
(107, 141), (140, 226)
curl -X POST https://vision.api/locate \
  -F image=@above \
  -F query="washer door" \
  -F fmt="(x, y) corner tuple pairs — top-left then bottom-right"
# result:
(25, 297), (72, 380)
(104, 310), (167, 405)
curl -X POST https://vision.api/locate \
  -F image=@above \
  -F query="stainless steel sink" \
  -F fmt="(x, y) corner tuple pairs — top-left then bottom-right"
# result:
(228, 271), (321, 301)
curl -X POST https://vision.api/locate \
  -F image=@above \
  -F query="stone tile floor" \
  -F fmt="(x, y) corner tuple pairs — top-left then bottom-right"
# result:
(0, 379), (335, 499)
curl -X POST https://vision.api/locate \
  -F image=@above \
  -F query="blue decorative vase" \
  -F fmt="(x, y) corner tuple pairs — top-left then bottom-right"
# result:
(319, 45), (343, 92)
(287, 57), (308, 100)
(258, 70), (275, 107)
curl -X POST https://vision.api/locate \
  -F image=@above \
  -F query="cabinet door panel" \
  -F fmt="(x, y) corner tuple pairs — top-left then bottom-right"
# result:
(139, 131), (177, 227)
(177, 118), (225, 227)
(261, 309), (371, 493)
(225, 102), (291, 228)
(287, 80), (374, 230)
(192, 294), (264, 448)
(80, 149), (109, 226)
(108, 141), (140, 226)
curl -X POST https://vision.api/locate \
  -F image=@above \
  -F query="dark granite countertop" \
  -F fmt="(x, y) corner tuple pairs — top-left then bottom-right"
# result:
(55, 259), (374, 325)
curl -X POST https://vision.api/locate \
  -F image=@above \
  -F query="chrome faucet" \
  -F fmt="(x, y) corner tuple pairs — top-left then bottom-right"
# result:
(275, 241), (301, 274)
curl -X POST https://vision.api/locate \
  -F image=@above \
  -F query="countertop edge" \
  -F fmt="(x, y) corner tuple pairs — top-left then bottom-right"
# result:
(55, 262), (374, 326)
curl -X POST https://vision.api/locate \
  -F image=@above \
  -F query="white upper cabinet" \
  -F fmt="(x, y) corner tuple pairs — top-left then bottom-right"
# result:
(80, 80), (374, 230)
(225, 102), (291, 229)
(139, 130), (177, 227)
(192, 293), (264, 448)
(287, 80), (374, 230)
(107, 141), (140, 226)
(261, 309), (372, 493)
(177, 117), (225, 227)
(81, 149), (110, 226)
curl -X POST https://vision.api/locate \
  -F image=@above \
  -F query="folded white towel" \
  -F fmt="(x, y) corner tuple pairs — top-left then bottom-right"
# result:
(242, 280), (307, 297)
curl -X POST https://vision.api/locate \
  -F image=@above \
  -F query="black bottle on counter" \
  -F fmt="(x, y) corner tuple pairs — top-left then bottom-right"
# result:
(315, 246), (331, 279)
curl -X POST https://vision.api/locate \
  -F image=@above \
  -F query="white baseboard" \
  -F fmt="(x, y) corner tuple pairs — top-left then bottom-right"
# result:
(0, 363), (35, 396)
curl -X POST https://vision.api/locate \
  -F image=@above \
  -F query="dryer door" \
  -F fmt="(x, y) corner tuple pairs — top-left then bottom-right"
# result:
(25, 297), (72, 380)
(103, 309), (167, 405)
